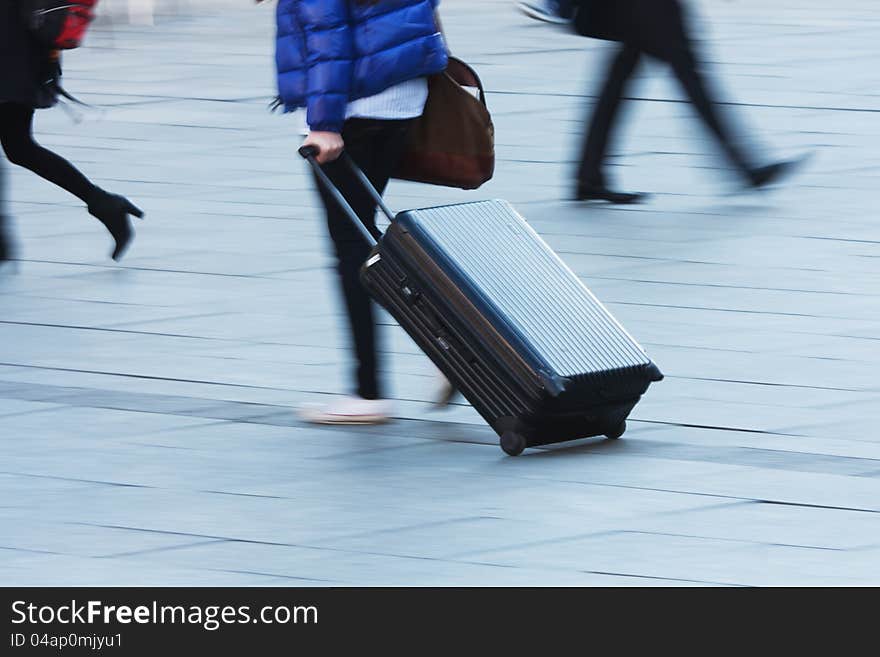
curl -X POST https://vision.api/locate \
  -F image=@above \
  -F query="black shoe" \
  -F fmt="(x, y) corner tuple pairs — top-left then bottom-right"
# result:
(747, 157), (807, 190)
(87, 189), (144, 261)
(575, 184), (648, 205)
(0, 218), (14, 266)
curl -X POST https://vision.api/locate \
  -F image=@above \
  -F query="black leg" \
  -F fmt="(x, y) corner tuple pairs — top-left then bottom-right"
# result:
(637, 0), (756, 175)
(577, 44), (642, 189)
(0, 103), (98, 202)
(311, 119), (412, 400)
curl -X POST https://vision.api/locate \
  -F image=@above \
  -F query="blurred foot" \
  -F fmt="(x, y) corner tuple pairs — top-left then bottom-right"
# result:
(87, 188), (144, 261)
(747, 157), (806, 190)
(298, 396), (393, 425)
(576, 184), (648, 205)
(516, 1), (573, 24)
(433, 372), (459, 409)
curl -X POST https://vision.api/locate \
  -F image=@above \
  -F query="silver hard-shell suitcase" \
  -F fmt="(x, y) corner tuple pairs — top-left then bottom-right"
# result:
(302, 147), (662, 455)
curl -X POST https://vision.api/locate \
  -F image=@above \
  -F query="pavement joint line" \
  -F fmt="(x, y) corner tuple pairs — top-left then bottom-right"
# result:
(0, 363), (289, 390)
(617, 530), (847, 552)
(552, 250), (830, 272)
(9, 259), (278, 279)
(0, 319), (231, 342)
(577, 569), (745, 587)
(500, 475), (880, 515)
(103, 311), (238, 329)
(0, 546), (65, 557)
(610, 300), (860, 320)
(0, 471), (155, 490)
(197, 490), (290, 500)
(318, 517), (505, 545)
(667, 376), (867, 393)
(308, 441), (456, 461)
(63, 522), (526, 568)
(204, 569), (336, 584)
(737, 445), (880, 464)
(443, 501), (752, 561)
(128, 442), (202, 451)
(99, 539), (229, 560)
(77, 516), (753, 584)
(756, 500), (880, 514)
(486, 90), (880, 114)
(640, 342), (758, 355)
(628, 419), (803, 437)
(582, 275), (875, 297)
(0, 406), (67, 421)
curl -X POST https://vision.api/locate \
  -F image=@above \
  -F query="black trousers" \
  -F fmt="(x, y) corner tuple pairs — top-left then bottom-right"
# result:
(0, 161), (10, 262)
(578, 0), (754, 187)
(312, 118), (412, 400)
(0, 102), (96, 202)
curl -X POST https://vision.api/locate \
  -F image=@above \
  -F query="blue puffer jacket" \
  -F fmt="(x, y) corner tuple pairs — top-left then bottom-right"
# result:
(275, 0), (448, 133)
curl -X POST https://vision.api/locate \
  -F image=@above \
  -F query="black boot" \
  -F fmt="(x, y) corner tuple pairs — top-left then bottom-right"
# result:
(87, 189), (144, 261)
(575, 182), (648, 205)
(748, 162), (798, 189)
(747, 156), (808, 190)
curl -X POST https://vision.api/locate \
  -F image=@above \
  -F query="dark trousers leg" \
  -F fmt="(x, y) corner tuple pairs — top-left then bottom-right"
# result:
(664, 45), (754, 174)
(577, 44), (642, 188)
(638, 0), (755, 174)
(0, 103), (97, 202)
(312, 119), (411, 400)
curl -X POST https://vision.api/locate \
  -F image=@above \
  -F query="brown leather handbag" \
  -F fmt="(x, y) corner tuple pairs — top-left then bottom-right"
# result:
(393, 56), (495, 190)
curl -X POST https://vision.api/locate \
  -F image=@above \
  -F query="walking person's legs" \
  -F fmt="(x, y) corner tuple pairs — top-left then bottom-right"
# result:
(0, 103), (98, 201)
(301, 119), (412, 424)
(0, 102), (143, 260)
(640, 0), (803, 188)
(576, 43), (646, 203)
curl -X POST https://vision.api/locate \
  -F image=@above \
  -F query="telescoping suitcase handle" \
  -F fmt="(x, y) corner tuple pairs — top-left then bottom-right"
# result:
(299, 145), (396, 248)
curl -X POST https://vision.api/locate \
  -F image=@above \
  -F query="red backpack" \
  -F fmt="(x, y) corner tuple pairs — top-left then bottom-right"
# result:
(21, 0), (100, 50)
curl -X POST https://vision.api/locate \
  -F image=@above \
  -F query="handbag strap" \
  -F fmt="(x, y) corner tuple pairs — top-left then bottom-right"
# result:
(434, 10), (451, 55)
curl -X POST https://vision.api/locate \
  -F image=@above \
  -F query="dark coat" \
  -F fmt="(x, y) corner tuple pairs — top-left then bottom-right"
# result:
(574, 0), (631, 43)
(574, 0), (690, 59)
(0, 0), (59, 108)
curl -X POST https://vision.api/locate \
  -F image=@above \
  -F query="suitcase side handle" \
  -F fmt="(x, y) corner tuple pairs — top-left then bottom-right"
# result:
(299, 146), (396, 247)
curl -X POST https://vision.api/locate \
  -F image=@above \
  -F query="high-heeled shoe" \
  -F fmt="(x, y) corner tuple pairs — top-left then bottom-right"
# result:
(87, 188), (144, 261)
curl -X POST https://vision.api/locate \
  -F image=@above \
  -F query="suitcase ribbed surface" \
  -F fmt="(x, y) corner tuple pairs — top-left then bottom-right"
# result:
(402, 200), (651, 379)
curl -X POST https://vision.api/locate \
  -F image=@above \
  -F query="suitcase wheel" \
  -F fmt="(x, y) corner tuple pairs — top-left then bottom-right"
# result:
(500, 431), (527, 457)
(605, 420), (627, 440)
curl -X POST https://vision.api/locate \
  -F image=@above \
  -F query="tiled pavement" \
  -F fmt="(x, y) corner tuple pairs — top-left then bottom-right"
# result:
(1, 0), (879, 586)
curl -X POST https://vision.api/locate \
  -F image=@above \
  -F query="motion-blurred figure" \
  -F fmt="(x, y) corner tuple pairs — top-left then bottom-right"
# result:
(517, 0), (575, 24)
(0, 162), (12, 266)
(268, 0), (448, 424)
(522, 0), (803, 203)
(0, 0), (143, 260)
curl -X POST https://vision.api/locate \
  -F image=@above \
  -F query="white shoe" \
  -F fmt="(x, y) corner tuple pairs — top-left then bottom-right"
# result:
(298, 396), (394, 425)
